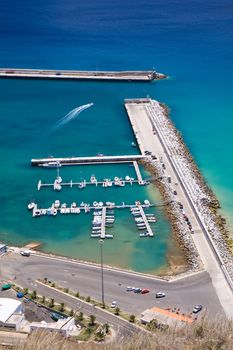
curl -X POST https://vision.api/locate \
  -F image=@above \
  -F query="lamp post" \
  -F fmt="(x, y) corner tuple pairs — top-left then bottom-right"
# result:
(99, 239), (105, 307)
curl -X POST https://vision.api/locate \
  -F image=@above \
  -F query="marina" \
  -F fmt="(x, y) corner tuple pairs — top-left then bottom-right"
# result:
(0, 68), (166, 81)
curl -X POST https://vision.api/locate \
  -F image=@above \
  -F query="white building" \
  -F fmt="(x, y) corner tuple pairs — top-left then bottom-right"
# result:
(0, 243), (7, 255)
(30, 317), (79, 337)
(0, 298), (25, 331)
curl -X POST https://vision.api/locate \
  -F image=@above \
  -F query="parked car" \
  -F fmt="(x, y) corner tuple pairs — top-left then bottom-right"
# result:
(111, 301), (117, 308)
(51, 312), (65, 322)
(20, 250), (30, 257)
(126, 286), (134, 292)
(141, 289), (150, 294)
(134, 288), (142, 294)
(17, 292), (24, 298)
(192, 305), (203, 314)
(1, 284), (11, 291)
(155, 292), (166, 298)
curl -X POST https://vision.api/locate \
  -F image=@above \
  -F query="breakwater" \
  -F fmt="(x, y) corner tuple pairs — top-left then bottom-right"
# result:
(31, 155), (149, 166)
(125, 98), (233, 318)
(0, 68), (166, 82)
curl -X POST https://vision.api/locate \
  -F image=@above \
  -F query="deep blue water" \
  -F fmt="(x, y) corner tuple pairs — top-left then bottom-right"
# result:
(0, 0), (233, 271)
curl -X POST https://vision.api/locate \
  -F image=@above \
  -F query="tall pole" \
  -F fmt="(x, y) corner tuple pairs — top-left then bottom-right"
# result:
(99, 239), (105, 307)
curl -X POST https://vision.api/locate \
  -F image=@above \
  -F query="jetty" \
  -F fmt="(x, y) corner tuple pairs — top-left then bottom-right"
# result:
(133, 161), (143, 184)
(0, 68), (166, 82)
(137, 205), (154, 237)
(124, 97), (233, 318)
(31, 155), (149, 167)
(100, 207), (106, 239)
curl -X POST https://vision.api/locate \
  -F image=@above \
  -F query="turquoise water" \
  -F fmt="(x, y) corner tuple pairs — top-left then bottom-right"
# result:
(0, 0), (232, 271)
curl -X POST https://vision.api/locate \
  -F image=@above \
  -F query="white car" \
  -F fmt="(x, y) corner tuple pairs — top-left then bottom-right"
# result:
(155, 292), (166, 298)
(111, 301), (117, 308)
(20, 250), (30, 257)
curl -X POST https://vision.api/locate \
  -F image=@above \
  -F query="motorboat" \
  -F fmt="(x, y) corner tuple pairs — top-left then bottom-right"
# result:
(105, 234), (113, 239)
(42, 161), (61, 168)
(52, 209), (57, 216)
(91, 234), (101, 238)
(56, 176), (62, 184)
(144, 199), (150, 205)
(139, 233), (149, 237)
(90, 175), (97, 183)
(61, 203), (67, 208)
(54, 200), (60, 208)
(125, 176), (130, 181)
(131, 142), (136, 147)
(28, 201), (35, 210)
(34, 209), (41, 217)
(71, 202), (77, 208)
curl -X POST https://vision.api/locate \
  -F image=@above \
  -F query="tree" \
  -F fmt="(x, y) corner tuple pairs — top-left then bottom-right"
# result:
(64, 288), (69, 293)
(129, 314), (136, 323)
(95, 329), (105, 342)
(75, 292), (80, 297)
(86, 296), (91, 302)
(69, 309), (74, 317)
(88, 314), (96, 326)
(41, 296), (46, 304)
(23, 287), (29, 295)
(77, 311), (83, 321)
(49, 298), (55, 308)
(103, 323), (110, 334)
(147, 319), (158, 331)
(114, 307), (120, 316)
(44, 277), (48, 284)
(31, 290), (37, 300)
(59, 302), (65, 312)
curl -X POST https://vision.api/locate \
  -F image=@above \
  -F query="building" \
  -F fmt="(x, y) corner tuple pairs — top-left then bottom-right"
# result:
(141, 306), (193, 328)
(0, 298), (25, 331)
(0, 243), (7, 255)
(30, 317), (79, 337)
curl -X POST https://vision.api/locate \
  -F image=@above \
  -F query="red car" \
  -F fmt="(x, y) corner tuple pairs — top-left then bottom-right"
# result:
(141, 289), (150, 294)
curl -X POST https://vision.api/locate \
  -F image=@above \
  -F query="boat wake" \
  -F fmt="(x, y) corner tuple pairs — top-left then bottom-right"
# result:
(51, 103), (94, 132)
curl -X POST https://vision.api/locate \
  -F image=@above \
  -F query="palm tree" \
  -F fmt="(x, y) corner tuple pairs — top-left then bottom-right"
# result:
(49, 298), (54, 308)
(114, 307), (120, 316)
(88, 314), (96, 326)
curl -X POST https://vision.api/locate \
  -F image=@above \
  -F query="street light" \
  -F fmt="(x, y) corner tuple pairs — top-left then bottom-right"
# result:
(99, 239), (105, 307)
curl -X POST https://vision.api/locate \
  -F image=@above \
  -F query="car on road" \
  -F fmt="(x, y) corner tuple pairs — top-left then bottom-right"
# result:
(192, 305), (203, 314)
(134, 288), (142, 293)
(155, 292), (166, 298)
(111, 301), (117, 308)
(141, 289), (150, 294)
(1, 284), (11, 291)
(20, 250), (30, 257)
(126, 286), (135, 292)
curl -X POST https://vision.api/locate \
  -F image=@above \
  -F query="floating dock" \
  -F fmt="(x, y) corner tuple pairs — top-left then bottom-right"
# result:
(137, 205), (154, 237)
(31, 155), (149, 167)
(100, 207), (106, 239)
(133, 161), (143, 184)
(0, 68), (166, 82)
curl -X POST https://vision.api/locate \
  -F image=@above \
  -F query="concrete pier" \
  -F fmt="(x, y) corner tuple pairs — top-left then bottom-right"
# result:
(100, 207), (106, 239)
(0, 68), (166, 82)
(137, 205), (154, 237)
(124, 98), (233, 319)
(31, 155), (149, 166)
(133, 161), (143, 184)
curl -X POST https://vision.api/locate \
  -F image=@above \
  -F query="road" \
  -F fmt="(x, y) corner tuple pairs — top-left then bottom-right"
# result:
(1, 252), (224, 320)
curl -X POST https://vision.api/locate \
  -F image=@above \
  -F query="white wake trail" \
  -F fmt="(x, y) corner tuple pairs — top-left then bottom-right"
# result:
(52, 103), (94, 131)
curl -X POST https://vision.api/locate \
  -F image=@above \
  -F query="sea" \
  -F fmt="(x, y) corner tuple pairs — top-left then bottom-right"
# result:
(0, 0), (232, 273)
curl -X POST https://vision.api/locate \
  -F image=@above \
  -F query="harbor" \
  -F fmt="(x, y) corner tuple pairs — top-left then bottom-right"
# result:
(0, 68), (166, 81)
(37, 160), (149, 191)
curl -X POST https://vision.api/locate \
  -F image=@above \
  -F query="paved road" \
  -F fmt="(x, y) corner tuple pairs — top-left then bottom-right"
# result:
(1, 252), (224, 320)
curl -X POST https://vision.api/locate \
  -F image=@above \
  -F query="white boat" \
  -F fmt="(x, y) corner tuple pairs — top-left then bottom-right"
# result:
(105, 234), (113, 239)
(54, 200), (60, 208)
(125, 176), (130, 181)
(144, 199), (150, 205)
(56, 176), (62, 184)
(93, 211), (102, 216)
(42, 161), (61, 168)
(79, 182), (85, 189)
(139, 233), (149, 237)
(34, 209), (41, 217)
(90, 175), (97, 183)
(61, 203), (67, 208)
(138, 226), (146, 230)
(71, 202), (77, 208)
(91, 234), (101, 238)
(93, 201), (98, 207)
(135, 218), (144, 223)
(98, 202), (103, 207)
(54, 181), (62, 191)
(28, 201), (35, 210)
(53, 209), (57, 216)
(131, 142), (136, 147)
